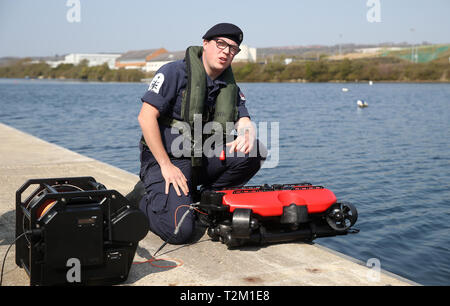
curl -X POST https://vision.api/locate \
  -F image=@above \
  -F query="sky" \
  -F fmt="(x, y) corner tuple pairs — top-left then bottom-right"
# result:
(0, 0), (449, 58)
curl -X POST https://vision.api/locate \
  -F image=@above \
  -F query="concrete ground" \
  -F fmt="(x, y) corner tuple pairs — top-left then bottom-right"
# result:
(0, 122), (416, 286)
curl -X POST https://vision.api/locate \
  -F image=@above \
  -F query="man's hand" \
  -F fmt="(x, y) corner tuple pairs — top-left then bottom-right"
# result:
(139, 103), (189, 197)
(226, 117), (256, 155)
(160, 162), (189, 196)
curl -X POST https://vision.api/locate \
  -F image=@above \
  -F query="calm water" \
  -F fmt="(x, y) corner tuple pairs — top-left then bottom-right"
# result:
(1, 79), (449, 285)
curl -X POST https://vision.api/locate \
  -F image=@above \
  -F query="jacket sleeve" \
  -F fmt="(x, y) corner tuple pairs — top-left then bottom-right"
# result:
(236, 87), (250, 119)
(141, 62), (180, 116)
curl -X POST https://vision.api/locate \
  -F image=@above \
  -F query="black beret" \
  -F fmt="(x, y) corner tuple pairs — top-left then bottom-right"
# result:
(202, 23), (244, 46)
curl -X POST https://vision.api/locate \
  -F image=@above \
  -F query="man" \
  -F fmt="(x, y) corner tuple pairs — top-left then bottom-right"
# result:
(136, 23), (265, 244)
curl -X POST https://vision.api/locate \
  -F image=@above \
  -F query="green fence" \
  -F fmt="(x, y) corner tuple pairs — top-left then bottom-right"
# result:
(382, 45), (449, 63)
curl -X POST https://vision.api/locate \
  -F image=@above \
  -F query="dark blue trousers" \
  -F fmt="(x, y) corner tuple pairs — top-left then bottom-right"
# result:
(138, 141), (265, 244)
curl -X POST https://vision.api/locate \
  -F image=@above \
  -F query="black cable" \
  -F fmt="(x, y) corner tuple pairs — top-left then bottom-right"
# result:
(0, 231), (30, 286)
(153, 240), (169, 258)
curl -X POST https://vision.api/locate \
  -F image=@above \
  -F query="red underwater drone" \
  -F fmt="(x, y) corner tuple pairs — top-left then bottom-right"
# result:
(198, 183), (359, 248)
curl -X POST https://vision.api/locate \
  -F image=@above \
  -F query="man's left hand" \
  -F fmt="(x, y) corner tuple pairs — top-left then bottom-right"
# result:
(226, 117), (256, 155)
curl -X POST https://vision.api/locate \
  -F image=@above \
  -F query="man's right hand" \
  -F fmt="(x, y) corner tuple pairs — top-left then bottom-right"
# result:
(139, 103), (189, 197)
(160, 162), (189, 196)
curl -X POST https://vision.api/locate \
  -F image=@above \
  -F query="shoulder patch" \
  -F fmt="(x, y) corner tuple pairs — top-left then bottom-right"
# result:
(148, 73), (165, 94)
(239, 90), (246, 101)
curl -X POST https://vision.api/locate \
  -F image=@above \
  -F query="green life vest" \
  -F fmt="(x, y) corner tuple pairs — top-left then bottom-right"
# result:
(144, 45), (239, 168)
(180, 45), (239, 133)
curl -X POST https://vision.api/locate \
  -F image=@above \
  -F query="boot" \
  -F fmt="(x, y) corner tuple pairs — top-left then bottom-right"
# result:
(125, 180), (146, 209)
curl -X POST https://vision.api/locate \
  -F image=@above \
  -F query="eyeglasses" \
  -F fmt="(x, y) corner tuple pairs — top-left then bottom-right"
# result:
(213, 39), (241, 56)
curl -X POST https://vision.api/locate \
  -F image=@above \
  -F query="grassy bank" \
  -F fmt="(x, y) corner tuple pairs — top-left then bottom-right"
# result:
(232, 56), (450, 83)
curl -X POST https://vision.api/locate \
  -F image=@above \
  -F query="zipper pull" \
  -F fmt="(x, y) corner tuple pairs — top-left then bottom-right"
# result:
(219, 149), (226, 161)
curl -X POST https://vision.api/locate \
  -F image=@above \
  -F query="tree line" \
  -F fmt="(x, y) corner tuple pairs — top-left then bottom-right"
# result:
(232, 56), (450, 82)
(0, 59), (146, 82)
(1, 56), (449, 83)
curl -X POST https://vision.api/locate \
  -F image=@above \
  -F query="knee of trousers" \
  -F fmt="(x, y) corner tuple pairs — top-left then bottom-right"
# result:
(139, 193), (195, 245)
(168, 220), (195, 245)
(155, 213), (195, 245)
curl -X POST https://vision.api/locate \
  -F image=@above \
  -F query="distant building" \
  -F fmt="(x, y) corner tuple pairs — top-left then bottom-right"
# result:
(355, 47), (403, 54)
(144, 51), (185, 72)
(62, 53), (121, 69)
(46, 60), (66, 68)
(233, 45), (257, 62)
(31, 55), (65, 67)
(284, 58), (294, 65)
(115, 48), (168, 70)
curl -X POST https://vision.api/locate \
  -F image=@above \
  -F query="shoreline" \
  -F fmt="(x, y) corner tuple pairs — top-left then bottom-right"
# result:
(1, 77), (449, 84)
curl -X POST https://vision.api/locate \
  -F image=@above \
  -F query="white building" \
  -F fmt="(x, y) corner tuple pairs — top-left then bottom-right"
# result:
(284, 58), (294, 65)
(46, 53), (121, 69)
(115, 49), (168, 70)
(233, 45), (257, 62)
(355, 47), (403, 54)
(63, 53), (122, 69)
(46, 60), (66, 68)
(144, 51), (185, 72)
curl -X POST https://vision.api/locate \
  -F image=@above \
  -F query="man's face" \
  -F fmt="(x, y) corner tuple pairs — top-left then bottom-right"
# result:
(202, 37), (238, 77)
